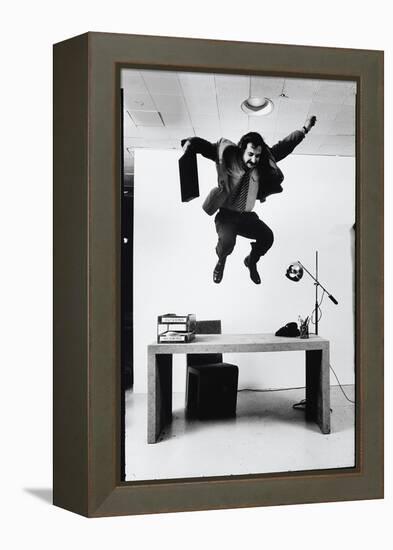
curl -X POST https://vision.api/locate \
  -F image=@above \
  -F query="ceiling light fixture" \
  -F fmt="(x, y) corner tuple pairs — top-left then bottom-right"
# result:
(241, 77), (274, 116)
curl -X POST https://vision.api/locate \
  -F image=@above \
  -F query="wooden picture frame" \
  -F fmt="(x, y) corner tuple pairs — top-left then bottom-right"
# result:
(53, 32), (383, 517)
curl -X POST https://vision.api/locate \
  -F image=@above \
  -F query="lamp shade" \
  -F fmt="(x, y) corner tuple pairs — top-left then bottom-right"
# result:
(286, 262), (304, 282)
(241, 96), (274, 116)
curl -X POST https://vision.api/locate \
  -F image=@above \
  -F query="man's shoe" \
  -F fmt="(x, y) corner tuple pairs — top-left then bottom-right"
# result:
(244, 255), (261, 284)
(213, 258), (226, 284)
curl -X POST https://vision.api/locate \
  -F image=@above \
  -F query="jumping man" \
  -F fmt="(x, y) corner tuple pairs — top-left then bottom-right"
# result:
(181, 115), (316, 284)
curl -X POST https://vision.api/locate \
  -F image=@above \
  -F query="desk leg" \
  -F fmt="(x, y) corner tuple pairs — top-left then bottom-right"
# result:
(305, 347), (331, 434)
(147, 352), (173, 443)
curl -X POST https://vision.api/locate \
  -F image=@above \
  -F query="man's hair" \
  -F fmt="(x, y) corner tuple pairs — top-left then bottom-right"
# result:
(238, 132), (266, 153)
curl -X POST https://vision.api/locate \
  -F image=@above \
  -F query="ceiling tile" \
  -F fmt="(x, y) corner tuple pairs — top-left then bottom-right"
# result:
(184, 94), (218, 116)
(275, 113), (306, 134)
(141, 70), (182, 95)
(220, 124), (248, 142)
(120, 70), (148, 94)
(314, 80), (354, 103)
(193, 128), (221, 142)
(251, 77), (285, 98)
(310, 119), (334, 135)
(136, 127), (171, 139)
(218, 110), (248, 126)
(248, 115), (278, 135)
(152, 94), (188, 114)
(160, 112), (192, 127)
(308, 101), (342, 120)
(217, 95), (244, 112)
(215, 74), (250, 98)
(128, 111), (164, 127)
(337, 104), (356, 119)
(343, 92), (357, 106)
(282, 78), (320, 100)
(328, 119), (356, 136)
(276, 99), (310, 120)
(122, 73), (357, 158)
(124, 92), (156, 111)
(347, 82), (357, 93)
(318, 135), (355, 156)
(189, 113), (220, 127)
(292, 134), (325, 155)
(166, 127), (195, 140)
(328, 104), (356, 135)
(178, 72), (216, 96)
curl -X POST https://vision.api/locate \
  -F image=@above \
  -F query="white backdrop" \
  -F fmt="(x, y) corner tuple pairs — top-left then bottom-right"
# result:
(134, 148), (355, 392)
(2, 1), (391, 548)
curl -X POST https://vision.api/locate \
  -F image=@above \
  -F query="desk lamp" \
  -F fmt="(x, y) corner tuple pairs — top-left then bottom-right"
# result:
(285, 251), (338, 335)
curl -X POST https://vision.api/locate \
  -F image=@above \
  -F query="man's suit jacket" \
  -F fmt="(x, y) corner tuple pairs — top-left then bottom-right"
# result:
(183, 130), (305, 215)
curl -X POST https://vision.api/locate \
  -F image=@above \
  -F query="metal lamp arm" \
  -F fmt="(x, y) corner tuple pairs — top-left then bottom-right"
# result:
(297, 261), (338, 305)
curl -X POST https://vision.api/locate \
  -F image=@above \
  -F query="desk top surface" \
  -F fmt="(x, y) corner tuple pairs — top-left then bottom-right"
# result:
(149, 333), (329, 354)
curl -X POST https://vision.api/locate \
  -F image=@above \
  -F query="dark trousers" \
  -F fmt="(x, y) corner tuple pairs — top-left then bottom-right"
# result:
(214, 208), (274, 262)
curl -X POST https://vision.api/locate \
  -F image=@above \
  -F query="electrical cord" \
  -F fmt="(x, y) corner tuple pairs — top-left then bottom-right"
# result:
(292, 364), (355, 411)
(292, 399), (307, 411)
(239, 374), (354, 412)
(301, 289), (356, 406)
(309, 289), (326, 330)
(241, 288), (355, 408)
(329, 363), (355, 404)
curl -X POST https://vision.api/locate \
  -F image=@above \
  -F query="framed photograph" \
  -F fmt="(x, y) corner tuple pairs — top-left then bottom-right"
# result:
(53, 32), (383, 516)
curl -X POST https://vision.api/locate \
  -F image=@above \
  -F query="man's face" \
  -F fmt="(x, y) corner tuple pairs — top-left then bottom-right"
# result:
(242, 143), (262, 170)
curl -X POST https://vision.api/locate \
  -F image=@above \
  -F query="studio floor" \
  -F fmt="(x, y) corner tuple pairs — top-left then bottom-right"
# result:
(125, 386), (355, 481)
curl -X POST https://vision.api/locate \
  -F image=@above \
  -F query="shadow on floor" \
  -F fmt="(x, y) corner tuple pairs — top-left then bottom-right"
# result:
(24, 488), (53, 504)
(145, 386), (355, 442)
(162, 388), (354, 441)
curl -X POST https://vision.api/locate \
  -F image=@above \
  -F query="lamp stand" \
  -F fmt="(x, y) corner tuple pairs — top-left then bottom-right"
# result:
(286, 253), (338, 335)
(296, 254), (338, 336)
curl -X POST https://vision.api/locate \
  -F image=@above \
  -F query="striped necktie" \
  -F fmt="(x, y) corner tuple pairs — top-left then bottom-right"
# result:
(231, 169), (251, 212)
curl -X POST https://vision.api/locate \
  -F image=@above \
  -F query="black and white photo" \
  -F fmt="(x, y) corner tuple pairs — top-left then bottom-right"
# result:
(121, 68), (357, 481)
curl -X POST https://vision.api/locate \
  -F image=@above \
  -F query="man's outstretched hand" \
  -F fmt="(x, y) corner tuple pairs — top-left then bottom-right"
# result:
(304, 115), (317, 133)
